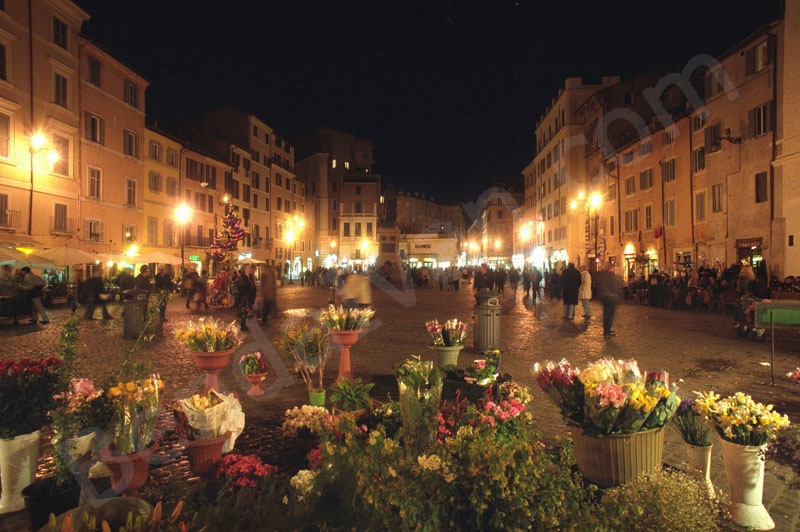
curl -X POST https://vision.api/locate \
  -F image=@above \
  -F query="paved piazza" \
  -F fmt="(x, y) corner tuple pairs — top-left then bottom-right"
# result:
(1, 282), (799, 531)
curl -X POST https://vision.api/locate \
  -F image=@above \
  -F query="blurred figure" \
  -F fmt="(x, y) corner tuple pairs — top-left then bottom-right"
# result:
(343, 271), (372, 309)
(258, 266), (278, 325)
(154, 266), (173, 321)
(21, 266), (48, 324)
(237, 264), (256, 331)
(84, 268), (112, 320)
(595, 262), (623, 337)
(0, 264), (15, 297)
(579, 266), (593, 319)
(184, 264), (200, 308)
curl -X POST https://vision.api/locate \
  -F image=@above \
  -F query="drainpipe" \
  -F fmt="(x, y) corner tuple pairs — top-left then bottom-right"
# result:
(27, 0), (34, 236)
(768, 32), (778, 277)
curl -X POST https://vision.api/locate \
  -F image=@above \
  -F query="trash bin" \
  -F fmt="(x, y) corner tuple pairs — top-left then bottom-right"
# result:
(474, 290), (501, 351)
(123, 295), (148, 339)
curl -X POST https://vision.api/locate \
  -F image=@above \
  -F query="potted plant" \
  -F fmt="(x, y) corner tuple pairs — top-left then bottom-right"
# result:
(425, 318), (468, 370)
(320, 305), (375, 381)
(671, 397), (714, 497)
(465, 359), (496, 386)
(176, 318), (243, 392)
(282, 405), (332, 450)
(330, 377), (375, 419)
(443, 364), (460, 381)
(277, 325), (330, 406)
(532, 358), (680, 488)
(175, 391), (232, 476)
(99, 373), (163, 495)
(0, 356), (62, 514)
(394, 356), (442, 456)
(695, 390), (790, 529)
(240, 351), (269, 396)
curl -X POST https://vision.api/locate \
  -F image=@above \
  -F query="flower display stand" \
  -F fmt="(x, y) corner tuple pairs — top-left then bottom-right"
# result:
(99, 443), (156, 495)
(430, 345), (462, 370)
(720, 439), (774, 530)
(185, 431), (231, 476)
(246, 372), (268, 396)
(0, 430), (41, 514)
(189, 347), (236, 392)
(331, 329), (361, 381)
(571, 426), (665, 488)
(684, 442), (715, 499)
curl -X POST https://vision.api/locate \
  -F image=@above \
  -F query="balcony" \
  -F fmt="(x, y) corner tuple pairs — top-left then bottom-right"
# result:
(0, 210), (22, 230)
(49, 217), (77, 235)
(184, 236), (211, 247)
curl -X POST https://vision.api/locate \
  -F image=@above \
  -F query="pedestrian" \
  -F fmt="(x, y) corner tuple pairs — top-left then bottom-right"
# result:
(595, 262), (623, 337)
(473, 262), (493, 304)
(184, 265), (200, 308)
(20, 267), (48, 324)
(738, 260), (756, 296)
(560, 263), (581, 319)
(84, 268), (112, 320)
(0, 264), (16, 297)
(531, 267), (543, 303)
(495, 268), (507, 295)
(154, 266), (173, 321)
(522, 269), (532, 300)
(134, 265), (152, 293)
(258, 265), (278, 325)
(237, 264), (256, 331)
(508, 268), (520, 296)
(579, 265), (593, 319)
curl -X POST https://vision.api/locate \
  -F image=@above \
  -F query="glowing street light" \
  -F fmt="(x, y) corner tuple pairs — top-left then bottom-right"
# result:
(175, 203), (192, 274)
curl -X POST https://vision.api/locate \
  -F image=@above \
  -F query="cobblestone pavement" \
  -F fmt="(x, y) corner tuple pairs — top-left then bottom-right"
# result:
(1, 282), (799, 531)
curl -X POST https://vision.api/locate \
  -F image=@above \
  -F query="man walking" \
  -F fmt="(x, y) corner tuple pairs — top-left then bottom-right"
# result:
(560, 263), (581, 319)
(579, 266), (593, 319)
(84, 268), (112, 320)
(154, 266), (173, 321)
(20, 267), (48, 324)
(595, 262), (623, 337)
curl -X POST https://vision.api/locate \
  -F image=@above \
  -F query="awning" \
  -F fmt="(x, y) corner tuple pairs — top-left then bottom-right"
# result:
(0, 233), (43, 247)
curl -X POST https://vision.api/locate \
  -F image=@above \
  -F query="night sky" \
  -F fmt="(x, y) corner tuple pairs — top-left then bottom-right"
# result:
(76, 0), (781, 202)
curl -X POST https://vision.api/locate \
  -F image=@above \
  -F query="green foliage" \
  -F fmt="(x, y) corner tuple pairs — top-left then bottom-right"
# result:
(395, 357), (442, 457)
(329, 377), (374, 411)
(597, 469), (726, 531)
(276, 324), (329, 392)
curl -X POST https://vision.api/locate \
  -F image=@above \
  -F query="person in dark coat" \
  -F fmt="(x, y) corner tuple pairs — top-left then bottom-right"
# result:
(473, 263), (493, 304)
(154, 266), (173, 321)
(595, 262), (623, 337)
(237, 264), (256, 331)
(84, 268), (112, 320)
(258, 266), (277, 325)
(134, 265), (152, 293)
(560, 263), (582, 319)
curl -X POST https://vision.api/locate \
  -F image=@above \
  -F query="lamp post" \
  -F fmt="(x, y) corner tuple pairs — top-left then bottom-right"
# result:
(175, 203), (192, 275)
(28, 132), (59, 236)
(589, 192), (602, 267)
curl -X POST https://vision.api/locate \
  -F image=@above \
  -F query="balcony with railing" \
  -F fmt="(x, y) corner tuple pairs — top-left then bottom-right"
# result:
(0, 210), (22, 230)
(184, 236), (211, 247)
(49, 217), (78, 235)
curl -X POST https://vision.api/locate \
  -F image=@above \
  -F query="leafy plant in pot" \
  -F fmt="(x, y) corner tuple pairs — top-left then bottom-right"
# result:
(330, 377), (374, 418)
(277, 325), (330, 405)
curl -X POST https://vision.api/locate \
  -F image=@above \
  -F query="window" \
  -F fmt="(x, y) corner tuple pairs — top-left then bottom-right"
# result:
(331, 158), (337, 169)
(693, 111), (707, 131)
(87, 56), (101, 86)
(205, 165), (216, 189)
(609, 215), (615, 236)
(0, 113), (9, 158)
(552, 146), (559, 163)
(706, 70), (726, 98)
(276, 197), (282, 211)
(284, 200), (290, 213)
(750, 102), (773, 138)
(344, 161), (350, 170)
(664, 198), (676, 227)
(693, 147), (706, 171)
(52, 17), (67, 49)
(661, 159), (676, 182)
(622, 151), (634, 164)
(243, 184), (251, 203)
(88, 167), (101, 199)
(124, 80), (139, 108)
(148, 217), (158, 245)
(252, 172), (260, 189)
(663, 129), (676, 145)
(639, 169), (653, 190)
(125, 178), (136, 207)
(644, 204), (653, 230)
(755, 172), (768, 203)
(149, 140), (162, 161)
(625, 175), (635, 196)
(166, 148), (177, 167)
(0, 44), (6, 81)
(166, 177), (177, 197)
(331, 218), (338, 230)
(122, 224), (136, 243)
(54, 73), (67, 107)
(52, 135), (68, 175)
(343, 222), (350, 237)
(85, 113), (104, 144)
(639, 141), (652, 156)
(746, 41), (770, 75)
(275, 173), (282, 187)
(624, 209), (638, 232)
(86, 220), (103, 242)
(148, 171), (162, 192)
(331, 180), (338, 193)
(285, 177), (290, 190)
(354, 201), (363, 214)
(712, 183), (723, 212)
(695, 191), (707, 222)
(367, 222), (373, 236)
(355, 223), (362, 237)
(705, 124), (722, 152)
(607, 182), (617, 202)
(53, 203), (67, 232)
(123, 130), (138, 158)
(355, 185), (361, 195)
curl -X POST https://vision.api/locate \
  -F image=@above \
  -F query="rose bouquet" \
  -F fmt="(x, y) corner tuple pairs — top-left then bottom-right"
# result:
(51, 377), (115, 439)
(788, 367), (800, 385)
(694, 391), (790, 446)
(425, 319), (469, 347)
(107, 374), (163, 454)
(531, 359), (584, 424)
(0, 357), (63, 439)
(240, 351), (269, 376)
(672, 397), (712, 447)
(320, 304), (375, 330)
(175, 317), (243, 352)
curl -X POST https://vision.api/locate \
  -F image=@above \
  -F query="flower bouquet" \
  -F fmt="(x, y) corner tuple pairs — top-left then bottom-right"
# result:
(0, 357), (63, 439)
(175, 317), (243, 352)
(52, 378), (115, 440)
(277, 325), (330, 394)
(788, 367), (800, 385)
(216, 454), (278, 489)
(498, 381), (532, 407)
(107, 374), (163, 455)
(694, 391), (790, 446)
(465, 359), (496, 385)
(281, 405), (332, 439)
(531, 359), (584, 425)
(425, 319), (468, 347)
(320, 304), (375, 330)
(240, 351), (269, 376)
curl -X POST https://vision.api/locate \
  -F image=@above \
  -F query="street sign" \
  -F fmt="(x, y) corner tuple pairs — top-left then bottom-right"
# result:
(189, 255), (200, 261)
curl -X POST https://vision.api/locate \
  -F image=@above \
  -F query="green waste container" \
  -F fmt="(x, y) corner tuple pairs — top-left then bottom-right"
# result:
(123, 297), (148, 339)
(473, 290), (501, 351)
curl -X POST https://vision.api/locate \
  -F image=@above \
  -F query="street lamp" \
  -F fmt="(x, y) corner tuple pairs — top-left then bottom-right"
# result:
(175, 203), (192, 275)
(589, 192), (602, 266)
(571, 191), (603, 270)
(284, 216), (305, 284)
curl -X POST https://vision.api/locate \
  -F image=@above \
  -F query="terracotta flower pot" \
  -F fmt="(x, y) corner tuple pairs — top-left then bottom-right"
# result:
(245, 372), (268, 396)
(331, 329), (361, 381)
(185, 431), (231, 476)
(99, 442), (157, 495)
(189, 347), (236, 392)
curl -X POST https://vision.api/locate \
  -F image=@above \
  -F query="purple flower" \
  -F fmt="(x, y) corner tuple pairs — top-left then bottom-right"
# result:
(677, 397), (695, 416)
